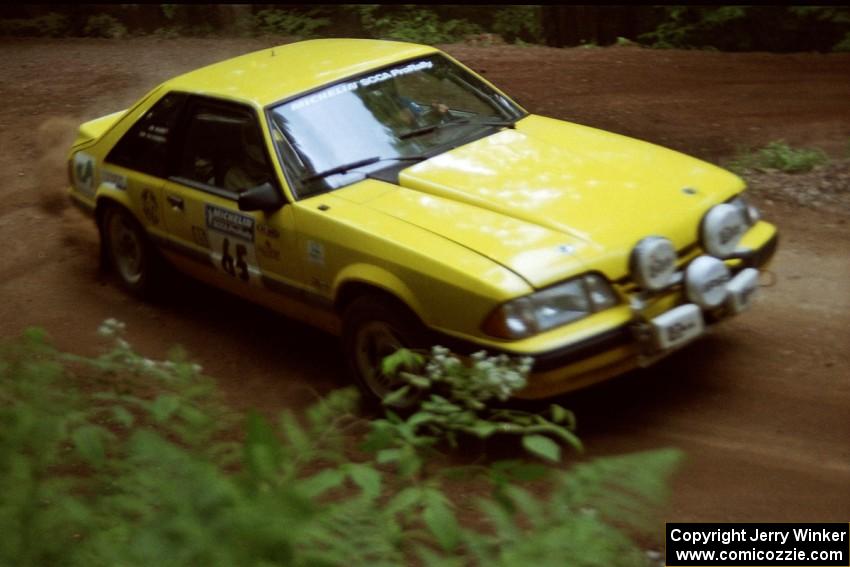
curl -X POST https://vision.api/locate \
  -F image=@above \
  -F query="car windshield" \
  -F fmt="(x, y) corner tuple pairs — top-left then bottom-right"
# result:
(268, 54), (525, 199)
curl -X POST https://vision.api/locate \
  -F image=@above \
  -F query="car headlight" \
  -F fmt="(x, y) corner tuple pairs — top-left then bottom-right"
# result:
(482, 273), (618, 339)
(700, 203), (749, 259)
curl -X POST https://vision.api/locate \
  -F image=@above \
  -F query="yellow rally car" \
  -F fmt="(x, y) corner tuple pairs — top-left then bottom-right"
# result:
(67, 39), (778, 401)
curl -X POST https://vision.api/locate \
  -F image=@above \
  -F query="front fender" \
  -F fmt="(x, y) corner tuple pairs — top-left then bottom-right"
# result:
(333, 263), (427, 322)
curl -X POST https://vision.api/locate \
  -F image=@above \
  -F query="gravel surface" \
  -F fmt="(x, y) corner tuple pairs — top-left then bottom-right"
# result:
(743, 158), (850, 215)
(0, 38), (848, 533)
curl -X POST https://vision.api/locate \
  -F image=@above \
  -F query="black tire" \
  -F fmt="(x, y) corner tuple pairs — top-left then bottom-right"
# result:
(341, 294), (430, 409)
(100, 205), (164, 298)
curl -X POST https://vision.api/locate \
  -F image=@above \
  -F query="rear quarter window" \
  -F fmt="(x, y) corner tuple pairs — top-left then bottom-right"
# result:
(106, 92), (188, 178)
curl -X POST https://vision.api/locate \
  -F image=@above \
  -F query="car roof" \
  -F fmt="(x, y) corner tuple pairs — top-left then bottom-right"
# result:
(163, 38), (438, 107)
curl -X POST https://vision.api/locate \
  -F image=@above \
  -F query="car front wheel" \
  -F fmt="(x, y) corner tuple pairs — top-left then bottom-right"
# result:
(341, 294), (430, 409)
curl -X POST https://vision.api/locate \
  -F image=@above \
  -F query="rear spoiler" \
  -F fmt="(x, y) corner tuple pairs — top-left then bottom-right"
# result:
(72, 109), (127, 148)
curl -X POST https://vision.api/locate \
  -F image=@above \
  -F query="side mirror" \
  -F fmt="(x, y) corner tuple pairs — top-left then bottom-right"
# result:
(238, 181), (285, 212)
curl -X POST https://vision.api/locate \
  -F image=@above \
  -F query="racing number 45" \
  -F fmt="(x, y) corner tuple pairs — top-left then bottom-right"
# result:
(221, 238), (249, 281)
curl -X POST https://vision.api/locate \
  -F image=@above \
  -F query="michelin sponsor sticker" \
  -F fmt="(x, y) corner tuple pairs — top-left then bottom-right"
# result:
(205, 204), (254, 242)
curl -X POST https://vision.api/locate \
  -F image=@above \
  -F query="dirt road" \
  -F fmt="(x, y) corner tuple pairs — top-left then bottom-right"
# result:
(1, 38), (848, 524)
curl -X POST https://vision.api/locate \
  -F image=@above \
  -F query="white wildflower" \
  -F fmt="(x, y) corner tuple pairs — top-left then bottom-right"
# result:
(98, 318), (123, 337)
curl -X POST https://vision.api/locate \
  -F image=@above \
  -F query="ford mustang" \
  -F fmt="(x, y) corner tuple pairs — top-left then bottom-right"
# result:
(67, 39), (778, 402)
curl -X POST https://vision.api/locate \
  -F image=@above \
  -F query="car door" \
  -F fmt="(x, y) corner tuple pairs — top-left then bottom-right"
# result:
(101, 92), (190, 244)
(160, 96), (303, 296)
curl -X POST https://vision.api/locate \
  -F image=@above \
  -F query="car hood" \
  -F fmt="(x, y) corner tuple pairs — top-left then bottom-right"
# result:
(356, 115), (744, 288)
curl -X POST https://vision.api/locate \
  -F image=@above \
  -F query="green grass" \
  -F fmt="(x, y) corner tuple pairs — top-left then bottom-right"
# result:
(728, 141), (829, 174)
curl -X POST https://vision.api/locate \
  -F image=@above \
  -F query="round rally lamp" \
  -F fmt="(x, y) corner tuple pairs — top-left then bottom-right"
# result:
(700, 203), (747, 258)
(685, 255), (731, 309)
(630, 236), (677, 291)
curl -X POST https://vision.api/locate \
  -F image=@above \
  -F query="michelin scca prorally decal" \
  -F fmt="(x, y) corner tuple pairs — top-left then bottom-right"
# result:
(205, 204), (254, 242)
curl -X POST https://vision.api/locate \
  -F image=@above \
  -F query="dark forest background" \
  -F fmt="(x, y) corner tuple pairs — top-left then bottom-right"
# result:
(2, 5), (849, 52)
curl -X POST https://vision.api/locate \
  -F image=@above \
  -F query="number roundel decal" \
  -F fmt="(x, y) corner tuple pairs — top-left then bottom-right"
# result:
(73, 152), (96, 196)
(141, 189), (160, 225)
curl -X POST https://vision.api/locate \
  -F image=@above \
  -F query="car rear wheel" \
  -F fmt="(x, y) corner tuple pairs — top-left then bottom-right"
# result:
(101, 206), (163, 297)
(341, 294), (430, 409)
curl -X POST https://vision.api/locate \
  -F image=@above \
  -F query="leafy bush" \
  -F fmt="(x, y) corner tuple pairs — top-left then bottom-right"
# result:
(0, 322), (681, 566)
(83, 13), (128, 39)
(160, 4), (178, 21)
(727, 141), (829, 173)
(791, 8), (850, 52)
(252, 8), (330, 39)
(640, 6), (850, 52)
(353, 5), (483, 44)
(372, 347), (581, 474)
(0, 12), (70, 37)
(833, 31), (850, 52)
(492, 6), (543, 44)
(640, 6), (747, 49)
(151, 26), (181, 39)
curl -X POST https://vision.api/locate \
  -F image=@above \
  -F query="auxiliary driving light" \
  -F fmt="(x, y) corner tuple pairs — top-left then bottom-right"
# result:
(630, 236), (677, 291)
(684, 255), (731, 309)
(700, 203), (748, 258)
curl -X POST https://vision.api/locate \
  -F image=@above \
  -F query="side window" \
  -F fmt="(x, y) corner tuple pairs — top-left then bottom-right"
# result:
(175, 101), (273, 194)
(106, 92), (187, 177)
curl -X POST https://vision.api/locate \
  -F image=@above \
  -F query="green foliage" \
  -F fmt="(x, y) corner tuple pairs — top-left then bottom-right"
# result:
(151, 26), (181, 39)
(160, 4), (178, 21)
(0, 12), (70, 38)
(0, 328), (87, 565)
(252, 8), (331, 39)
(833, 31), (850, 52)
(0, 322), (681, 566)
(640, 6), (747, 49)
(788, 6), (850, 24)
(464, 448), (683, 566)
(83, 13), (128, 39)
(369, 346), (581, 476)
(0, 321), (240, 566)
(727, 141), (829, 174)
(492, 6), (543, 44)
(353, 5), (483, 44)
(640, 6), (850, 52)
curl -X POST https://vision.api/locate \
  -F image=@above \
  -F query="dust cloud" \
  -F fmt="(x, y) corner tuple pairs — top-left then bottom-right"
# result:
(34, 115), (79, 216)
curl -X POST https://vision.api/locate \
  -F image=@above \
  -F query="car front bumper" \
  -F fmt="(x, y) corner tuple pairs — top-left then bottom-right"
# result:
(436, 229), (779, 399)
